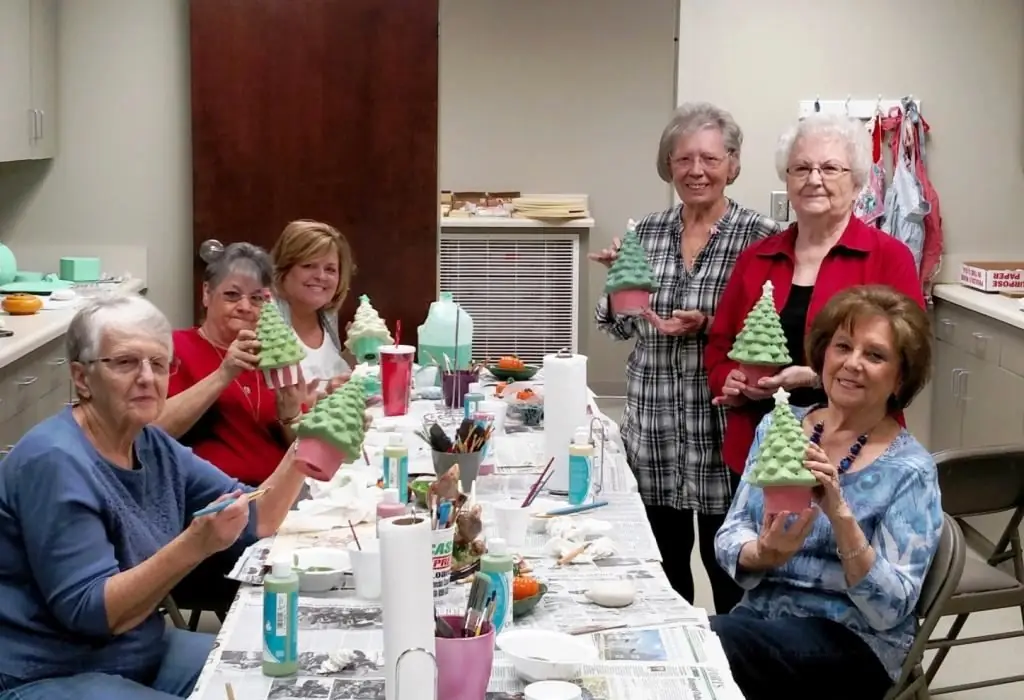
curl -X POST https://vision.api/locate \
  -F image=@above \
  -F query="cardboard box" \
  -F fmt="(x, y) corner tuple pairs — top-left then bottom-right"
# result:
(960, 261), (1024, 294)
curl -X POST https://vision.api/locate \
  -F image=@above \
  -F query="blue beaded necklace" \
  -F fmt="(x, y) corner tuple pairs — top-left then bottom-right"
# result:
(809, 413), (869, 474)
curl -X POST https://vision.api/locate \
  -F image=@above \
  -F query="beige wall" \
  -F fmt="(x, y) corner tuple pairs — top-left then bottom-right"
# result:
(0, 0), (1022, 407)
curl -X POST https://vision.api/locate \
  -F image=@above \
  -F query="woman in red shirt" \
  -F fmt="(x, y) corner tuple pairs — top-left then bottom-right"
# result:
(158, 242), (314, 486)
(705, 114), (926, 476)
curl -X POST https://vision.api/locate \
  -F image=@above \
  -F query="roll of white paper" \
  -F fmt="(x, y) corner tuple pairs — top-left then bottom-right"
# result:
(543, 352), (589, 492)
(379, 515), (436, 700)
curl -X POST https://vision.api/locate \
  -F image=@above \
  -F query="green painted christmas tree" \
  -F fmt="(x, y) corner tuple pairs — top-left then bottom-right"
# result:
(727, 280), (792, 366)
(256, 303), (306, 370)
(747, 388), (816, 487)
(296, 378), (368, 459)
(604, 219), (658, 294)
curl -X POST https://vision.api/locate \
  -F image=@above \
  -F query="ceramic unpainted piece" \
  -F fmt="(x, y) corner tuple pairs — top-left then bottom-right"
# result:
(584, 580), (636, 608)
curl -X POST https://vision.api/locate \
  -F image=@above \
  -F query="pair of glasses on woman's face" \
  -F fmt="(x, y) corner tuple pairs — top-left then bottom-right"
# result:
(786, 163), (851, 180)
(220, 289), (268, 306)
(91, 355), (180, 376)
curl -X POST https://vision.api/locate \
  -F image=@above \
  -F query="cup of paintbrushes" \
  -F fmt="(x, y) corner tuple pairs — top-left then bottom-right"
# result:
(442, 370), (477, 409)
(435, 615), (494, 700)
(432, 450), (484, 493)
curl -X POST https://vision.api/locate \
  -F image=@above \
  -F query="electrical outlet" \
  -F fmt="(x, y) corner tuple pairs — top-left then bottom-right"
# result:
(770, 191), (790, 222)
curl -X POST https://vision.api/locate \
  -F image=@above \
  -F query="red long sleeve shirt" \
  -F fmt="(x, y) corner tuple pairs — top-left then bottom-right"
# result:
(704, 217), (926, 473)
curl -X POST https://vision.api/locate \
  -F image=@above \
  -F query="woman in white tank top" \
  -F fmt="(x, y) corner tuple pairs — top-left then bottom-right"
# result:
(271, 220), (355, 395)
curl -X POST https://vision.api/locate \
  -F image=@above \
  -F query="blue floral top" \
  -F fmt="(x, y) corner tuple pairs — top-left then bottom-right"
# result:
(715, 407), (943, 680)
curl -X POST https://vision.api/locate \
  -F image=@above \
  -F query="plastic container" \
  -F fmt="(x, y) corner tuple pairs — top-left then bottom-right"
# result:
(382, 435), (409, 502)
(480, 538), (514, 635)
(417, 292), (474, 371)
(262, 559), (299, 677)
(567, 429), (593, 507)
(376, 488), (406, 536)
(379, 344), (415, 417)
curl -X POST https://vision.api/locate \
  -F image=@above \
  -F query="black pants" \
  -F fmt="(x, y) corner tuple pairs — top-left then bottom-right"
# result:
(645, 470), (743, 614)
(710, 607), (892, 700)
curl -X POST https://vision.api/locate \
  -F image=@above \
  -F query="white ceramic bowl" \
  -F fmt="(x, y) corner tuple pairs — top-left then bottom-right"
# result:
(292, 547), (351, 593)
(496, 629), (598, 682)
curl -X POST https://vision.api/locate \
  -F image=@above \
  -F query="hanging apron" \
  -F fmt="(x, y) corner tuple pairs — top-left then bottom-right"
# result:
(853, 113), (886, 227)
(880, 101), (930, 276)
(905, 102), (944, 292)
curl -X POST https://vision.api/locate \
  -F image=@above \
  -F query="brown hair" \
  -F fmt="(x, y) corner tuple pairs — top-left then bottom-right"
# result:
(805, 285), (932, 411)
(271, 219), (355, 311)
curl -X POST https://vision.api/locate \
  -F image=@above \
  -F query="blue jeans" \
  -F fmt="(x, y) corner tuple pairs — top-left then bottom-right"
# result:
(0, 628), (215, 700)
(709, 607), (892, 700)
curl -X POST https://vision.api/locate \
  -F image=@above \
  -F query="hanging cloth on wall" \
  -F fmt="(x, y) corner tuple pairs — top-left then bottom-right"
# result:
(904, 102), (945, 291)
(853, 113), (886, 227)
(880, 100), (930, 278)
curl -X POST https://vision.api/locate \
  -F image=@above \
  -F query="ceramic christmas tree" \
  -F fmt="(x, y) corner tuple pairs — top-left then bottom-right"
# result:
(727, 280), (792, 383)
(604, 219), (658, 315)
(344, 294), (394, 363)
(294, 378), (368, 481)
(747, 388), (817, 515)
(256, 302), (307, 388)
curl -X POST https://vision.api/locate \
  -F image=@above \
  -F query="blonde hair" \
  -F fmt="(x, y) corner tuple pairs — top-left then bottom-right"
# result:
(271, 219), (355, 311)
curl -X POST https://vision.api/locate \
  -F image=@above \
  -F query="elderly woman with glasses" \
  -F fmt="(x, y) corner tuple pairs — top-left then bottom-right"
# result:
(705, 113), (926, 483)
(0, 294), (307, 699)
(157, 242), (314, 487)
(589, 102), (780, 613)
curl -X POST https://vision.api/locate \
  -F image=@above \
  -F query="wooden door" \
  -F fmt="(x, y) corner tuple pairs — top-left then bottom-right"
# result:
(190, 0), (439, 345)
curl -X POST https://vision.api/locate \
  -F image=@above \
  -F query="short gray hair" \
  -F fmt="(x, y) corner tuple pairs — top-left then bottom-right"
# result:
(201, 241), (273, 290)
(67, 293), (173, 364)
(775, 114), (872, 190)
(657, 102), (744, 184)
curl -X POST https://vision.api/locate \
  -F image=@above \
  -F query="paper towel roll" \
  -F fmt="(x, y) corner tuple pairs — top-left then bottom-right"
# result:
(543, 351), (589, 492)
(379, 515), (436, 700)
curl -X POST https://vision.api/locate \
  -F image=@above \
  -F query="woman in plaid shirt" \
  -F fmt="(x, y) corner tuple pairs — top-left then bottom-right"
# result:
(591, 103), (780, 613)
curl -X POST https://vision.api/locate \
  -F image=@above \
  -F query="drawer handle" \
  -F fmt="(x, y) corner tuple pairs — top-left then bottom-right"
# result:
(951, 369), (963, 398)
(16, 376), (38, 386)
(939, 319), (955, 341)
(958, 370), (970, 401)
(47, 357), (67, 366)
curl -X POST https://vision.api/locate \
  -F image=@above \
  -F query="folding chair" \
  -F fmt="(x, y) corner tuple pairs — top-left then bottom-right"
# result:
(885, 513), (965, 700)
(162, 595), (189, 630)
(926, 446), (1024, 694)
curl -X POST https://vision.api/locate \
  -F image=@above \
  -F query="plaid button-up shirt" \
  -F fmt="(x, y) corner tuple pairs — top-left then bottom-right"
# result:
(595, 201), (780, 513)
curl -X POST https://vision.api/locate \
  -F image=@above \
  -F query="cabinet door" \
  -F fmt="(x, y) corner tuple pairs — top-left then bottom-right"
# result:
(0, 0), (32, 163)
(959, 355), (1024, 448)
(929, 338), (967, 453)
(29, 0), (57, 159)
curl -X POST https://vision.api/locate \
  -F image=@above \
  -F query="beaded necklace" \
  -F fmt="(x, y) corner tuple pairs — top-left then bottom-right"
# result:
(808, 406), (869, 474)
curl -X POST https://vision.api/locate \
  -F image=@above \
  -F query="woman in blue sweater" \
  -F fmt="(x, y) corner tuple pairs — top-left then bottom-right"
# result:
(0, 294), (312, 699)
(711, 286), (942, 700)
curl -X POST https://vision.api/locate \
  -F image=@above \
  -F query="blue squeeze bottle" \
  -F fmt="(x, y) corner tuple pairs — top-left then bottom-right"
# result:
(567, 429), (593, 506)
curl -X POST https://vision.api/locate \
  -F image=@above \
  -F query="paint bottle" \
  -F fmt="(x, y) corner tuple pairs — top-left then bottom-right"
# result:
(382, 434), (409, 503)
(567, 428), (593, 506)
(479, 537), (514, 634)
(262, 558), (299, 677)
(376, 488), (406, 536)
(463, 392), (484, 421)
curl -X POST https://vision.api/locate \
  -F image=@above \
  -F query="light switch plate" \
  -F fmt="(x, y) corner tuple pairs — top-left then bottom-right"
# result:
(770, 191), (790, 222)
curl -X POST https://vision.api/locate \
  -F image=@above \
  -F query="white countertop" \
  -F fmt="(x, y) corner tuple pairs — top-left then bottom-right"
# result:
(0, 278), (147, 369)
(933, 283), (1024, 331)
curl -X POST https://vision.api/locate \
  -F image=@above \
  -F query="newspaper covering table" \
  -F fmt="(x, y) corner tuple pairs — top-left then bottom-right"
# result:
(191, 396), (744, 700)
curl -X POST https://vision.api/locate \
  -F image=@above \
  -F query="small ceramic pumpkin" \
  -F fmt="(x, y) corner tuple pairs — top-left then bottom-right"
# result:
(2, 293), (43, 316)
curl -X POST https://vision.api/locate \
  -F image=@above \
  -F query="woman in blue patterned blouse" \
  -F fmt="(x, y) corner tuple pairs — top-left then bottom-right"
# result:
(590, 102), (780, 614)
(711, 285), (942, 700)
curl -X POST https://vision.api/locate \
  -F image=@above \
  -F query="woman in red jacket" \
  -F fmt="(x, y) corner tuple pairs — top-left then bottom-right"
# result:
(705, 113), (925, 477)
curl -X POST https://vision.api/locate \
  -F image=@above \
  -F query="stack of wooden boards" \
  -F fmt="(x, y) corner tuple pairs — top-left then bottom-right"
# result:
(511, 195), (590, 220)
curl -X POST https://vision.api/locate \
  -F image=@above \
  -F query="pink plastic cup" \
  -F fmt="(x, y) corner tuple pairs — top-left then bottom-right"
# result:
(608, 288), (651, 316)
(295, 437), (348, 482)
(262, 364), (302, 389)
(762, 485), (814, 515)
(379, 344), (415, 417)
(738, 363), (783, 385)
(436, 615), (494, 700)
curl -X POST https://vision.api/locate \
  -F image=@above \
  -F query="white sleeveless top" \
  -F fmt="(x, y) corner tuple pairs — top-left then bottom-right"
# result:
(299, 336), (350, 393)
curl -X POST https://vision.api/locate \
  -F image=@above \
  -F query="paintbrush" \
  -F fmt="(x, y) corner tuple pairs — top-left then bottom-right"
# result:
(193, 488), (270, 518)
(434, 610), (457, 638)
(225, 682), (237, 700)
(461, 576), (489, 637)
(521, 458), (554, 507)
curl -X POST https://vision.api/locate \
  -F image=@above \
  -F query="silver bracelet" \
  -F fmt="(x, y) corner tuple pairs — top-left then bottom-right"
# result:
(836, 540), (871, 561)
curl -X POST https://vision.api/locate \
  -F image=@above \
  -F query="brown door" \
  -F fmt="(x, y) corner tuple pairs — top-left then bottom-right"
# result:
(190, 0), (439, 346)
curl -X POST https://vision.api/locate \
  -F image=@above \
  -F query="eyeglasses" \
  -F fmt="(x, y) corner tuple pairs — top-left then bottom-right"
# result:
(786, 163), (851, 180)
(91, 355), (179, 376)
(221, 290), (268, 306)
(669, 153), (729, 170)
